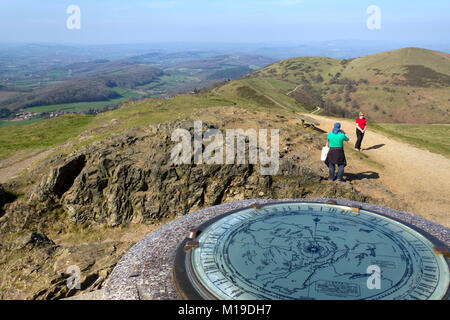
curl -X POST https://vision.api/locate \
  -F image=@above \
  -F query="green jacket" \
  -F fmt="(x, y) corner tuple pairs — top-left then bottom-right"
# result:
(327, 132), (349, 148)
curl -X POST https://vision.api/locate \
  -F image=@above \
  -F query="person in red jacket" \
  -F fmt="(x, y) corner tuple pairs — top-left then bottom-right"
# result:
(355, 112), (367, 151)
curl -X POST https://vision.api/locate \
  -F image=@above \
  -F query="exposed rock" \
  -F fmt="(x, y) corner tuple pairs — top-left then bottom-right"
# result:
(10, 119), (357, 230)
(30, 242), (123, 300)
(0, 111), (378, 299)
(28, 154), (86, 202)
(0, 238), (132, 300)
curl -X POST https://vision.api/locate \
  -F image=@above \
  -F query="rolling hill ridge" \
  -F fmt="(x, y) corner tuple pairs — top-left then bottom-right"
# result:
(0, 47), (449, 300)
(215, 47), (450, 124)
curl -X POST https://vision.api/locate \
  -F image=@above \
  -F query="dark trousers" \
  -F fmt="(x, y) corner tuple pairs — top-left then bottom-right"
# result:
(355, 129), (365, 150)
(329, 163), (345, 181)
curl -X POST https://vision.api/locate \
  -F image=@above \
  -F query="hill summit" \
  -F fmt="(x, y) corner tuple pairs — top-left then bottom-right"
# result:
(215, 47), (450, 124)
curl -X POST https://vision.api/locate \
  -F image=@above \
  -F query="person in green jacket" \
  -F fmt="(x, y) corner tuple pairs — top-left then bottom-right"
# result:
(325, 123), (350, 181)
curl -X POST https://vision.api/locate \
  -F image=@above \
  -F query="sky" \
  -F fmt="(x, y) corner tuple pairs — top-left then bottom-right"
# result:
(0, 0), (449, 45)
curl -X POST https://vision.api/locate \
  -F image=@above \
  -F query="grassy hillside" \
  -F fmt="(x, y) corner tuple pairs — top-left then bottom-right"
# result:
(1, 47), (449, 163)
(370, 123), (450, 157)
(219, 48), (450, 124)
(0, 89), (288, 161)
(342, 47), (450, 80)
(0, 114), (93, 160)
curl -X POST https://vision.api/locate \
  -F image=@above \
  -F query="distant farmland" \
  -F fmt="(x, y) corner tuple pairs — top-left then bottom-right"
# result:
(25, 88), (142, 113)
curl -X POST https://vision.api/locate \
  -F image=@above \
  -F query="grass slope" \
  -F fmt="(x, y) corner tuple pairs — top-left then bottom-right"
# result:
(342, 47), (450, 79)
(0, 88), (291, 162)
(1, 48), (449, 163)
(223, 48), (450, 124)
(0, 114), (93, 160)
(370, 123), (450, 158)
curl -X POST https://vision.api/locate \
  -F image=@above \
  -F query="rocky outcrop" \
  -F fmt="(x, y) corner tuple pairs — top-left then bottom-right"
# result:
(28, 154), (86, 202)
(0, 113), (373, 299)
(18, 119), (362, 230)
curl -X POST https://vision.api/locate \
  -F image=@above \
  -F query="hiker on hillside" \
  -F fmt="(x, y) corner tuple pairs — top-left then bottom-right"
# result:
(355, 112), (367, 151)
(325, 123), (350, 182)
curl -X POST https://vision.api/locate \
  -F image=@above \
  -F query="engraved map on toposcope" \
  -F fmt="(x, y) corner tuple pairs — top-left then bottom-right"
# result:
(190, 203), (449, 300)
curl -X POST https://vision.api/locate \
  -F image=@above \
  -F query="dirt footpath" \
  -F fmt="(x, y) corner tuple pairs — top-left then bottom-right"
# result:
(0, 149), (54, 183)
(309, 114), (450, 228)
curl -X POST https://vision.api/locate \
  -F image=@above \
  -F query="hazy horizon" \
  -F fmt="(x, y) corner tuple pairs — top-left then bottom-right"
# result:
(1, 40), (448, 62)
(1, 1), (449, 45)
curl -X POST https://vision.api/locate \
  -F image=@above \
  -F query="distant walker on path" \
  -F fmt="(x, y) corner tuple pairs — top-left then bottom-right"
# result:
(355, 112), (367, 151)
(325, 123), (350, 182)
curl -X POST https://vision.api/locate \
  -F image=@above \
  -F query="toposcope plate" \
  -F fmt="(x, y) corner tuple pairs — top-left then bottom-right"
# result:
(173, 202), (449, 300)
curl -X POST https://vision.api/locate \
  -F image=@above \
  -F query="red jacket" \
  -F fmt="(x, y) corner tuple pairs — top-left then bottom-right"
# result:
(356, 117), (366, 130)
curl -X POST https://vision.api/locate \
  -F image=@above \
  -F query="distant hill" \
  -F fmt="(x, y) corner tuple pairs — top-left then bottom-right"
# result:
(341, 47), (450, 81)
(0, 66), (163, 110)
(2, 47), (448, 122)
(215, 47), (450, 124)
(0, 52), (274, 114)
